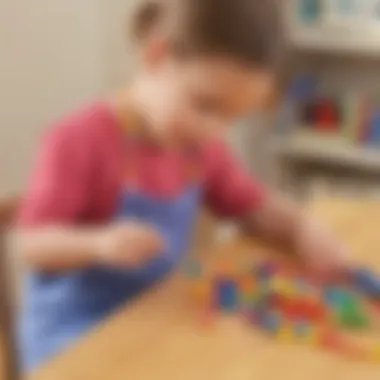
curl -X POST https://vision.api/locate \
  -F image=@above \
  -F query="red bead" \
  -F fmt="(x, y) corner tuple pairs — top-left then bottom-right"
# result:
(297, 299), (326, 321)
(371, 300), (380, 314)
(199, 308), (215, 328)
(320, 329), (343, 351)
(311, 304), (326, 322)
(344, 342), (365, 359)
(277, 296), (292, 313)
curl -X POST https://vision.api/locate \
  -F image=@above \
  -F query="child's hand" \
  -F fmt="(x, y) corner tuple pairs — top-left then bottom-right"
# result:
(295, 218), (351, 279)
(94, 222), (165, 267)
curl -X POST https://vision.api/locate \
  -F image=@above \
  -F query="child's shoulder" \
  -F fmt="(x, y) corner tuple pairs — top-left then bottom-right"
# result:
(42, 101), (117, 144)
(201, 137), (235, 162)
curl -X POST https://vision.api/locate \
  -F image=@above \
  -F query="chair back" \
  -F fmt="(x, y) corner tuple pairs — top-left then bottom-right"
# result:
(0, 195), (21, 379)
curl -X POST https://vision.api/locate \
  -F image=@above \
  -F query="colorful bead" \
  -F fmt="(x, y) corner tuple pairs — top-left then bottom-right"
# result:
(186, 256), (380, 364)
(344, 342), (366, 360)
(199, 308), (215, 328)
(304, 326), (322, 345)
(368, 345), (380, 363)
(276, 324), (294, 342)
(191, 280), (212, 305)
(183, 258), (202, 277)
(351, 268), (380, 298)
(270, 275), (289, 293)
(215, 278), (238, 312)
(323, 286), (347, 307)
(337, 299), (368, 329)
(320, 329), (342, 351)
(294, 320), (310, 340)
(281, 281), (296, 298)
(257, 260), (278, 278)
(240, 275), (256, 292)
(261, 312), (281, 333)
(215, 258), (235, 276)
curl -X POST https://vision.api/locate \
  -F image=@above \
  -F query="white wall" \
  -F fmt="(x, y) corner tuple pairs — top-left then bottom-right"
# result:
(0, 0), (108, 193)
(103, 0), (140, 88)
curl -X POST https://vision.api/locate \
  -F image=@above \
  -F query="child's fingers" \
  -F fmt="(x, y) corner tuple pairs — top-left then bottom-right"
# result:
(306, 254), (350, 283)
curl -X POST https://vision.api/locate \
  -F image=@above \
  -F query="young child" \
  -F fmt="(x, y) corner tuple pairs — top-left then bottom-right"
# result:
(15, 0), (350, 371)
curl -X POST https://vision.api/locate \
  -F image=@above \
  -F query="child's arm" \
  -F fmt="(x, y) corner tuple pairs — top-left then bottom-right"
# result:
(241, 193), (350, 274)
(10, 223), (163, 273)
(10, 227), (100, 272)
(204, 140), (349, 274)
(13, 121), (163, 273)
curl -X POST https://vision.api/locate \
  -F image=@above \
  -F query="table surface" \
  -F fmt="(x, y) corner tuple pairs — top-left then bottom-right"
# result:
(29, 197), (380, 380)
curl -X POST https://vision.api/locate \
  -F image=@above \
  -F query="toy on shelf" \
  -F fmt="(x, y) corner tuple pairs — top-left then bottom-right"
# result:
(297, 0), (322, 24)
(182, 255), (380, 363)
(278, 75), (380, 147)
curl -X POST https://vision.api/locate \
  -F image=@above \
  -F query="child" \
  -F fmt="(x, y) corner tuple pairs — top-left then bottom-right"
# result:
(15, 0), (349, 371)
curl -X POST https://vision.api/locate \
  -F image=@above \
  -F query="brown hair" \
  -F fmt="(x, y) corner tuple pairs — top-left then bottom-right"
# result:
(131, 0), (286, 69)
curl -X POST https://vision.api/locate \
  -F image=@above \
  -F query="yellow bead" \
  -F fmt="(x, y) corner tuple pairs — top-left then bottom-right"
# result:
(240, 290), (257, 306)
(270, 276), (287, 292)
(215, 258), (234, 276)
(240, 275), (256, 292)
(368, 346), (380, 363)
(304, 326), (322, 346)
(282, 282), (295, 298)
(191, 281), (211, 304)
(276, 325), (294, 342)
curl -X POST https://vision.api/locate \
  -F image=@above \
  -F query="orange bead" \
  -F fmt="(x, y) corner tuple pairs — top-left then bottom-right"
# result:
(345, 343), (366, 360)
(240, 275), (256, 292)
(320, 329), (343, 351)
(191, 281), (212, 305)
(368, 345), (380, 363)
(215, 258), (235, 276)
(199, 308), (216, 329)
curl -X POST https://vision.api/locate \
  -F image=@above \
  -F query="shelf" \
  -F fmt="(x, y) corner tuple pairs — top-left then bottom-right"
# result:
(288, 23), (380, 57)
(272, 134), (380, 173)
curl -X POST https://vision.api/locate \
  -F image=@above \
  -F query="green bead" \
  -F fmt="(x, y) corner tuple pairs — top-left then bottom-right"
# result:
(338, 307), (369, 329)
(183, 259), (202, 277)
(240, 293), (254, 307)
(343, 315), (368, 329)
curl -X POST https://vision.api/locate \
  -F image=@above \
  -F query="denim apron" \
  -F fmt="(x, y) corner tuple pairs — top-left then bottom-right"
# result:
(18, 141), (202, 371)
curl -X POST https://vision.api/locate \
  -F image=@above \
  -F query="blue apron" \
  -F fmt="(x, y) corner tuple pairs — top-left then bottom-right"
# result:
(18, 176), (201, 371)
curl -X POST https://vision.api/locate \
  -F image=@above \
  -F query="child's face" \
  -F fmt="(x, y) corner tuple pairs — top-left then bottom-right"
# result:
(138, 44), (275, 146)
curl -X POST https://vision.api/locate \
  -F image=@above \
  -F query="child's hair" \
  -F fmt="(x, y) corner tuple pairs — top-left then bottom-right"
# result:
(131, 0), (286, 69)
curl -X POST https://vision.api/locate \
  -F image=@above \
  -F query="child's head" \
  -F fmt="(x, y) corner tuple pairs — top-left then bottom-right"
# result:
(129, 0), (285, 145)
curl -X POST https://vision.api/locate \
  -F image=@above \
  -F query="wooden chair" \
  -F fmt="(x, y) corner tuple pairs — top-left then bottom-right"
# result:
(0, 196), (18, 227)
(0, 195), (21, 379)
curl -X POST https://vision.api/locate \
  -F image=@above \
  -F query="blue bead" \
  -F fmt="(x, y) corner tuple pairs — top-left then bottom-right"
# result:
(215, 279), (238, 311)
(323, 286), (347, 306)
(183, 259), (202, 277)
(294, 320), (308, 336)
(257, 261), (277, 278)
(263, 312), (280, 332)
(352, 269), (380, 298)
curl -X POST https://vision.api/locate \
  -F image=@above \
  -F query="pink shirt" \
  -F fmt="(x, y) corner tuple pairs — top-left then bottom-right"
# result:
(18, 102), (265, 226)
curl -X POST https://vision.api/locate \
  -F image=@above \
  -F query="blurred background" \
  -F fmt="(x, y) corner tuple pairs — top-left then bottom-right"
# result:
(275, 0), (380, 200)
(0, 0), (136, 194)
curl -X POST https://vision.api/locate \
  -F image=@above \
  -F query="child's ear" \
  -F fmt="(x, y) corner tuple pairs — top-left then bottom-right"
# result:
(142, 37), (169, 70)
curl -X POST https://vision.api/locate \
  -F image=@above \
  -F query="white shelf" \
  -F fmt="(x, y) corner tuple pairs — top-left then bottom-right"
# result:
(272, 135), (380, 172)
(289, 23), (380, 57)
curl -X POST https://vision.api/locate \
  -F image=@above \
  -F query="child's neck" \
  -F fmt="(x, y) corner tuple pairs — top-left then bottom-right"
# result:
(109, 87), (177, 151)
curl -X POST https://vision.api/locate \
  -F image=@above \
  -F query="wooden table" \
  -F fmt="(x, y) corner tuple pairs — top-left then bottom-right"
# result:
(30, 198), (380, 380)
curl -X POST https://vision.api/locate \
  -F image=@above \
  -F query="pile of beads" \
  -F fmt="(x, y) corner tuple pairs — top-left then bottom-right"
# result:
(183, 256), (380, 362)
